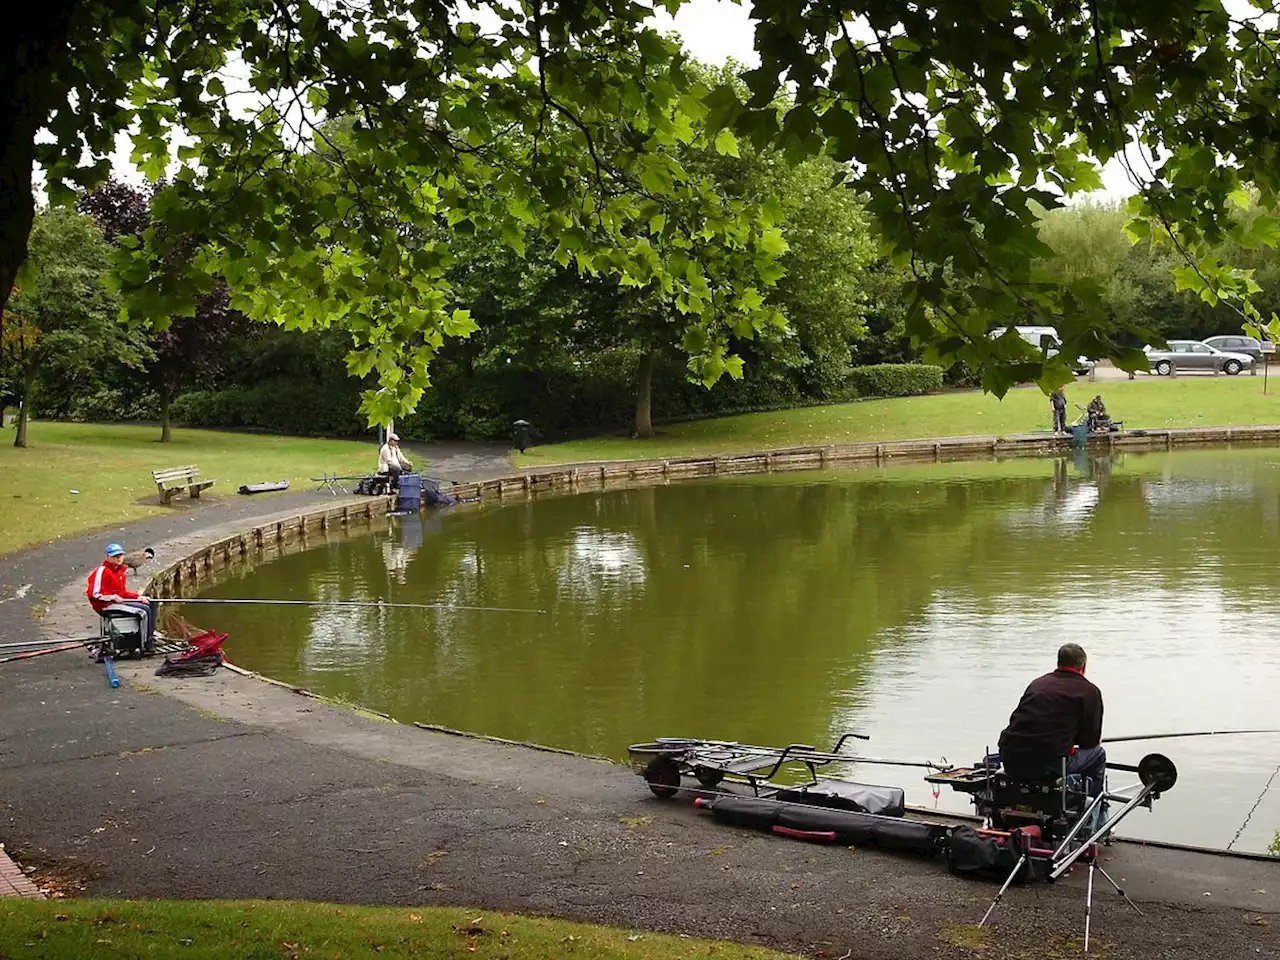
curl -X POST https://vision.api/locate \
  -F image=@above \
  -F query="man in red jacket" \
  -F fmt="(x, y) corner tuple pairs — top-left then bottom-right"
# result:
(86, 542), (155, 652)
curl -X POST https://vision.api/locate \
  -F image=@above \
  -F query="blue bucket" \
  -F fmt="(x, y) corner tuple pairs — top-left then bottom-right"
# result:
(396, 473), (422, 512)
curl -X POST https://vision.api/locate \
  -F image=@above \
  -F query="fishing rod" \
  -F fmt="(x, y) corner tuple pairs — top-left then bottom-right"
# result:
(0, 641), (96, 665)
(152, 598), (547, 614)
(0, 635), (107, 652)
(1102, 729), (1280, 744)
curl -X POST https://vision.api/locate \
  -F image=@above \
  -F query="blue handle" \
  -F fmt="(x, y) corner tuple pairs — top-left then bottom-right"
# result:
(104, 655), (120, 688)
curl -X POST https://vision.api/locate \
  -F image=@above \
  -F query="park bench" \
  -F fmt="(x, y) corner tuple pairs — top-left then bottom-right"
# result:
(152, 465), (217, 504)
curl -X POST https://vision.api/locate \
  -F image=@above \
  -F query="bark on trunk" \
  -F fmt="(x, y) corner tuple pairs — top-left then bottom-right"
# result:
(633, 350), (656, 439)
(160, 389), (172, 443)
(13, 378), (32, 448)
(0, 5), (81, 318)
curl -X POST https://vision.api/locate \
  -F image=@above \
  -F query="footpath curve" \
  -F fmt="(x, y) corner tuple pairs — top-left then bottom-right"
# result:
(0, 463), (1277, 960)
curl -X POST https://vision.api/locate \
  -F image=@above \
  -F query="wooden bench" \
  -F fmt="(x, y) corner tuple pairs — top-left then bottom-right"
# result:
(152, 465), (217, 504)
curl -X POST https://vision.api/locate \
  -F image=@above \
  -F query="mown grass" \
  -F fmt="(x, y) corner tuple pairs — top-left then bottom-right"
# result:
(515, 375), (1280, 466)
(0, 422), (375, 556)
(0, 898), (798, 960)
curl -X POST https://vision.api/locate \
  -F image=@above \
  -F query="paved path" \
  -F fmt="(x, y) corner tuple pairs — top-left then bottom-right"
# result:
(400, 440), (514, 483)
(0, 495), (1276, 958)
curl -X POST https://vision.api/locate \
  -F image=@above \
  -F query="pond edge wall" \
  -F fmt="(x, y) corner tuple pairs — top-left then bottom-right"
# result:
(451, 424), (1280, 500)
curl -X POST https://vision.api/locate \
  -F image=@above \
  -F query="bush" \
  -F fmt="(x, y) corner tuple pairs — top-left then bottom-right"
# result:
(846, 363), (944, 398)
(168, 359), (945, 443)
(172, 381), (366, 437)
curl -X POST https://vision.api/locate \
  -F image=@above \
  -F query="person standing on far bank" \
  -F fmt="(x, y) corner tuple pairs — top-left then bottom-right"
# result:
(1050, 387), (1068, 433)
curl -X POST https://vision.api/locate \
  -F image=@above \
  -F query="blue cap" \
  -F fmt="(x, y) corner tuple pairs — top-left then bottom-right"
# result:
(105, 542), (125, 556)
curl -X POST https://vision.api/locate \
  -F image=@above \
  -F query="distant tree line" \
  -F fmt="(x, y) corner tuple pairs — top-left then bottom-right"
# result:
(5, 187), (1279, 446)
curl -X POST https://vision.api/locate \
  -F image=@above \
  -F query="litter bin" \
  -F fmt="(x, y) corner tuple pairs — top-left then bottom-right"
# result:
(513, 419), (532, 453)
(396, 473), (422, 512)
(1069, 423), (1089, 449)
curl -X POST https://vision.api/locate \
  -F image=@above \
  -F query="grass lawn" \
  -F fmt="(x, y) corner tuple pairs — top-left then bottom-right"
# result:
(515, 375), (1280, 466)
(0, 899), (798, 960)
(0, 422), (376, 556)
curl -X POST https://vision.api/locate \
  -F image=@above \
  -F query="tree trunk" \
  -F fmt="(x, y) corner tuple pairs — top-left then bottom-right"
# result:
(0, 5), (81, 318)
(632, 350), (656, 439)
(160, 388), (172, 443)
(13, 377), (32, 448)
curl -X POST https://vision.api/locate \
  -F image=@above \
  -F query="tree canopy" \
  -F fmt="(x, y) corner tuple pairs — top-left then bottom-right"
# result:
(8, 0), (1280, 422)
(2, 208), (141, 447)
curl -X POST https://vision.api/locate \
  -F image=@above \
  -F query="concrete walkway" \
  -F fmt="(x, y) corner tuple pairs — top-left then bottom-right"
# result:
(0, 494), (1276, 957)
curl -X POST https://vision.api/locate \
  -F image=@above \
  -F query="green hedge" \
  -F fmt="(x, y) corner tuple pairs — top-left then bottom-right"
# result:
(170, 381), (367, 437)
(169, 362), (944, 442)
(847, 363), (944, 398)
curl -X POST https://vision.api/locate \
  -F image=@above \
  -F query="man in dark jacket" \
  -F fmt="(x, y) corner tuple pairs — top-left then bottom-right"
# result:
(1050, 387), (1068, 433)
(998, 643), (1105, 793)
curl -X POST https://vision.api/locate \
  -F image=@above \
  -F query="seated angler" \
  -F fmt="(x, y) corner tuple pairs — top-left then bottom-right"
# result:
(377, 432), (413, 491)
(1087, 394), (1111, 432)
(997, 643), (1106, 795)
(87, 542), (156, 653)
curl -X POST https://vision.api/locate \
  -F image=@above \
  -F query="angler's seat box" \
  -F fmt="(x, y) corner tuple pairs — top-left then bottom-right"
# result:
(98, 609), (147, 658)
(396, 473), (423, 512)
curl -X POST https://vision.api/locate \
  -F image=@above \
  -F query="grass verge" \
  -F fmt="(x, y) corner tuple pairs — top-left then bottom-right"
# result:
(0, 422), (375, 556)
(0, 898), (798, 960)
(515, 375), (1280, 466)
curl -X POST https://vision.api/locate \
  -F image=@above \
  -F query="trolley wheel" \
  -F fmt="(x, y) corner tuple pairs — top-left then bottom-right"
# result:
(1138, 753), (1177, 793)
(644, 756), (682, 799)
(694, 766), (725, 789)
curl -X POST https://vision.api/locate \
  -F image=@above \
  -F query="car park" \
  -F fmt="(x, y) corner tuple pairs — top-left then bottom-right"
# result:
(1144, 340), (1256, 376)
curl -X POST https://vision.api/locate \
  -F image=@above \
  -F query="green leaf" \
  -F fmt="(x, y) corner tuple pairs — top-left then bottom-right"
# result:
(713, 129), (740, 158)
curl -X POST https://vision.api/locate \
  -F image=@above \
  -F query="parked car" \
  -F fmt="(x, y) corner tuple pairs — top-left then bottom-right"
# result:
(990, 325), (1095, 376)
(1202, 335), (1275, 361)
(1144, 340), (1256, 376)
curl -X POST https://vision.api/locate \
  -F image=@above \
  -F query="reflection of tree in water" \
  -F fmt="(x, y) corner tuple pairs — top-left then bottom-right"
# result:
(205, 449), (1280, 757)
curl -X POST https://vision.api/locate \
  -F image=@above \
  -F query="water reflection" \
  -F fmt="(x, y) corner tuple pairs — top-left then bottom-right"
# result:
(199, 448), (1280, 852)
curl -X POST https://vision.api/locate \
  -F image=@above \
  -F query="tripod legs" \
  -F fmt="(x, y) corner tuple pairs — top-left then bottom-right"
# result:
(1084, 862), (1095, 954)
(979, 853), (1027, 928)
(1095, 864), (1145, 916)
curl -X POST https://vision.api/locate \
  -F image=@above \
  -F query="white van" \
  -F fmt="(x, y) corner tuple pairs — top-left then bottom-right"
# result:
(990, 326), (1095, 376)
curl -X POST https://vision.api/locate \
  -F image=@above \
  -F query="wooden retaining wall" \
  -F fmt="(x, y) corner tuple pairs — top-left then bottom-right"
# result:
(147, 497), (392, 598)
(446, 424), (1280, 501)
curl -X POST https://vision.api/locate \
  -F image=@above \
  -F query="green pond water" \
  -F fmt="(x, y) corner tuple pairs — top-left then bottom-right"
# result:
(193, 448), (1280, 853)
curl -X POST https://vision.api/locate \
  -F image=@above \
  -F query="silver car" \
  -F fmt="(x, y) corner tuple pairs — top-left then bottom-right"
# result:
(1145, 340), (1255, 376)
(1203, 334), (1275, 361)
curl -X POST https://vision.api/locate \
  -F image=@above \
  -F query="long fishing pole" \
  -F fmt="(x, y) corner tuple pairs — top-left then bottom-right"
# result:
(152, 598), (547, 614)
(0, 641), (95, 665)
(1102, 729), (1280, 744)
(0, 635), (106, 652)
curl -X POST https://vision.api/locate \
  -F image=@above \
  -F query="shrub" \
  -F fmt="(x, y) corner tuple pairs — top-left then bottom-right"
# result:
(171, 381), (366, 437)
(1270, 830), (1279, 857)
(846, 363), (944, 398)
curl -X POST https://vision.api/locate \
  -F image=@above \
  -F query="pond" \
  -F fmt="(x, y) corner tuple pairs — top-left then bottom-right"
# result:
(190, 447), (1280, 853)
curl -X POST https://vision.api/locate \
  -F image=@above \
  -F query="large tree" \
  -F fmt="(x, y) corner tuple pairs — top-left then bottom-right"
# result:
(81, 179), (244, 441)
(1, 208), (142, 447)
(9, 1), (1280, 414)
(6, 2), (788, 427)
